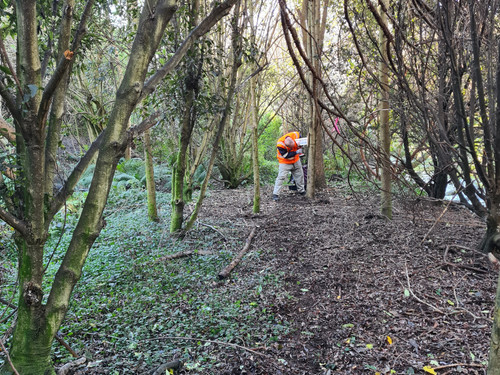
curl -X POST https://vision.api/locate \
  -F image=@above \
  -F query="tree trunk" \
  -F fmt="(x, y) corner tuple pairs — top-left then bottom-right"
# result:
(378, 0), (392, 219)
(312, 0), (326, 190)
(170, 80), (197, 232)
(144, 129), (159, 222)
(185, 0), (242, 232)
(251, 76), (260, 214)
(486, 37), (500, 375)
(44, 0), (76, 197)
(5, 1), (179, 372)
(170, 0), (201, 232)
(7, 239), (55, 375)
(489, 270), (500, 375)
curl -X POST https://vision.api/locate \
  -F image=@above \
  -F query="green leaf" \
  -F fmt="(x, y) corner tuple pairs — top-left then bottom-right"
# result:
(0, 65), (11, 75)
(404, 289), (410, 297)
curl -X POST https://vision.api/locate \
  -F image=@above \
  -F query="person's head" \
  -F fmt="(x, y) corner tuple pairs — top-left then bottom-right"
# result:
(284, 136), (295, 148)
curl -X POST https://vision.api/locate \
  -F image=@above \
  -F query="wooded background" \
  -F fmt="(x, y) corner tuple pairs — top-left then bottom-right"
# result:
(2, 0), (500, 373)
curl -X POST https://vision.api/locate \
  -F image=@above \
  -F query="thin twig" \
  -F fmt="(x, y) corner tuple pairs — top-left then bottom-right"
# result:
(0, 297), (16, 310)
(43, 200), (68, 274)
(443, 245), (450, 263)
(403, 263), (445, 314)
(403, 263), (492, 322)
(142, 335), (269, 357)
(155, 250), (213, 262)
(55, 332), (79, 358)
(421, 195), (456, 244)
(433, 362), (485, 370)
(0, 337), (20, 375)
(198, 222), (228, 240)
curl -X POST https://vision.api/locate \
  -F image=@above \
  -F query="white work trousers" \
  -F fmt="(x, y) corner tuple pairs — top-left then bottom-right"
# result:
(273, 159), (305, 195)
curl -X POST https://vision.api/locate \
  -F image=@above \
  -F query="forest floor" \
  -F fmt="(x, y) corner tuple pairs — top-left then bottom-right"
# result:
(194, 184), (496, 375)
(4, 182), (496, 375)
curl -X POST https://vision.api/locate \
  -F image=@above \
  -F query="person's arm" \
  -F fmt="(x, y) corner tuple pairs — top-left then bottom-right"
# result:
(278, 146), (299, 159)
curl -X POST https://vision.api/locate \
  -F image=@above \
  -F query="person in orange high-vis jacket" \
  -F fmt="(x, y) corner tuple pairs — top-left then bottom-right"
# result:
(272, 131), (305, 201)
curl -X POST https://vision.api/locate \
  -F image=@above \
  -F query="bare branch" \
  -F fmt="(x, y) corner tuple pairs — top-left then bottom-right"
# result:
(47, 131), (104, 221)
(140, 0), (238, 101)
(0, 79), (22, 129)
(127, 111), (163, 138)
(0, 33), (23, 97)
(0, 207), (28, 237)
(37, 0), (96, 129)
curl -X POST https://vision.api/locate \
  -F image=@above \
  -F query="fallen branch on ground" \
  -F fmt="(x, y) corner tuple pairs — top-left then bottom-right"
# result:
(156, 250), (213, 262)
(433, 362), (485, 370)
(56, 357), (87, 375)
(55, 332), (79, 358)
(402, 263), (445, 314)
(198, 222), (229, 240)
(218, 226), (257, 280)
(152, 360), (183, 375)
(442, 245), (488, 274)
(143, 335), (268, 357)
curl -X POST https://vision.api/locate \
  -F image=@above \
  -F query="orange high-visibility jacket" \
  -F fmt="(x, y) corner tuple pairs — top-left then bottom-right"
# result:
(276, 131), (300, 164)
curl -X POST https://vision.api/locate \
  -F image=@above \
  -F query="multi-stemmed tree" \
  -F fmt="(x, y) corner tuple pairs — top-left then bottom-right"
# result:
(0, 0), (237, 372)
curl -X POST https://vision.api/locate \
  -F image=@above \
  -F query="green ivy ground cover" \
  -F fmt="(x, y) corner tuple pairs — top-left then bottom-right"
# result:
(0, 185), (289, 373)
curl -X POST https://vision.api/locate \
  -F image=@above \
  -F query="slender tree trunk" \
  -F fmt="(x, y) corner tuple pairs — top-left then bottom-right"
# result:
(45, 0), (75, 196)
(489, 271), (500, 375)
(312, 0), (326, 189)
(144, 129), (159, 222)
(487, 39), (500, 375)
(250, 76), (260, 213)
(170, 85), (196, 232)
(248, 0), (263, 213)
(170, 0), (200, 232)
(303, 0), (316, 197)
(185, 0), (241, 231)
(378, 0), (392, 219)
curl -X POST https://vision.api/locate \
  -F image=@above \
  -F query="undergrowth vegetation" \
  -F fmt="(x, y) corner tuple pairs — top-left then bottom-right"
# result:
(0, 174), (289, 373)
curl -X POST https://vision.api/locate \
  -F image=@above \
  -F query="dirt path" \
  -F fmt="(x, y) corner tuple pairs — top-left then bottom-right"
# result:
(201, 185), (496, 375)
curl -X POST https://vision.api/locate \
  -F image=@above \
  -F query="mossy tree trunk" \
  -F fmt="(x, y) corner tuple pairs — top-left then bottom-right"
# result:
(144, 129), (159, 222)
(250, 76), (260, 214)
(170, 86), (196, 232)
(185, 0), (242, 232)
(1, 0), (237, 372)
(170, 0), (201, 233)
